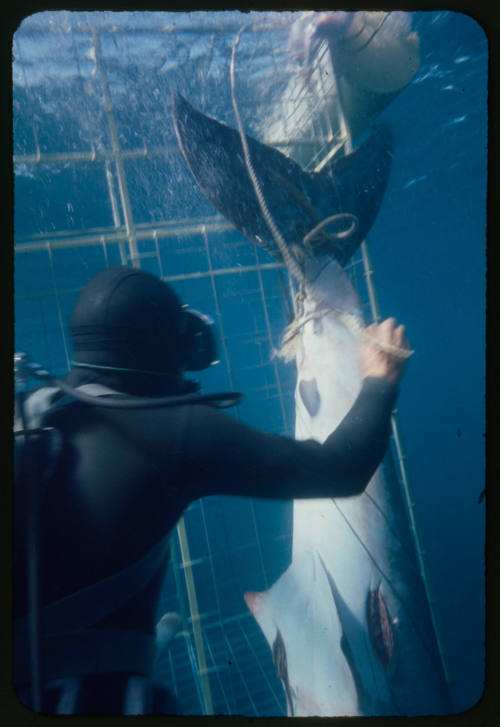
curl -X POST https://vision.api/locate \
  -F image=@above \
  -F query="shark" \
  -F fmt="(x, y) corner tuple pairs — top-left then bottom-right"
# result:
(288, 11), (421, 142)
(172, 92), (450, 716)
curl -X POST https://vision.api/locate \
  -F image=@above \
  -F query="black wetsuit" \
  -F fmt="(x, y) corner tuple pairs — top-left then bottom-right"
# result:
(14, 367), (398, 714)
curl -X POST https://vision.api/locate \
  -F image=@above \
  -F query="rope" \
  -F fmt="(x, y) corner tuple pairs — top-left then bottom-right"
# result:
(302, 213), (358, 248)
(230, 24), (305, 286)
(279, 301), (413, 362)
(230, 24), (412, 362)
(230, 25), (357, 285)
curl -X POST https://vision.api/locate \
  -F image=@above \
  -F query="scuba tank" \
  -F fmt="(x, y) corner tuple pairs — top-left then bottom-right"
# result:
(14, 352), (242, 712)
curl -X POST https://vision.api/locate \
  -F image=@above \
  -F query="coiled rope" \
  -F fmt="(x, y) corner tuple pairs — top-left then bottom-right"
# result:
(230, 24), (412, 362)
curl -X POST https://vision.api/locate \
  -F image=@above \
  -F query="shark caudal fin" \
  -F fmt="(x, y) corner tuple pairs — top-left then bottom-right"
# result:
(314, 125), (393, 265)
(172, 92), (393, 267)
(172, 91), (311, 262)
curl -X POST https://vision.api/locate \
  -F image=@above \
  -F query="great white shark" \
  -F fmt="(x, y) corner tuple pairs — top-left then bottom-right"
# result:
(172, 92), (450, 716)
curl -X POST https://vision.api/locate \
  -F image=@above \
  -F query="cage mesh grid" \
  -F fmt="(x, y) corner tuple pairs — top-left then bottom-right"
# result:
(156, 611), (286, 715)
(14, 11), (384, 716)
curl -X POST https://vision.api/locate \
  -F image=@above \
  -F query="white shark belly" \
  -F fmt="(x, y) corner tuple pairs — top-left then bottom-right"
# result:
(245, 259), (449, 716)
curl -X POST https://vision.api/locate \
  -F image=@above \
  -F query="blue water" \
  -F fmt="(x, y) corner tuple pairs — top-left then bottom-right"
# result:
(370, 13), (487, 710)
(13, 10), (487, 715)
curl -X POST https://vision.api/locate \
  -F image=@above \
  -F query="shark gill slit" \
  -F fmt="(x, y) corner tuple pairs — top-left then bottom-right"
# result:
(367, 583), (395, 668)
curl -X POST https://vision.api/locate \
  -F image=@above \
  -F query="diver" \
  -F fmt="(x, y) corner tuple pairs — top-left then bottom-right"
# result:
(14, 265), (410, 715)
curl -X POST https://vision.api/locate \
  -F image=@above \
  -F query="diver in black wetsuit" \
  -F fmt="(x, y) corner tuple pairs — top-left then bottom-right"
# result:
(14, 266), (409, 715)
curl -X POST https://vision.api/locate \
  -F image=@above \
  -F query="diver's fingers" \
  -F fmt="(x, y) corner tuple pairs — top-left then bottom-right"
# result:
(367, 319), (410, 353)
(367, 318), (396, 344)
(393, 323), (409, 350)
(392, 323), (412, 354)
(378, 318), (397, 345)
(378, 317), (396, 333)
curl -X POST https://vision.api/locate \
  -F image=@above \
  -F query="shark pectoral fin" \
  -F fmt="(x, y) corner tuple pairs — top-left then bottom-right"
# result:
(244, 589), (280, 660)
(244, 590), (263, 616)
(246, 588), (296, 716)
(245, 591), (294, 714)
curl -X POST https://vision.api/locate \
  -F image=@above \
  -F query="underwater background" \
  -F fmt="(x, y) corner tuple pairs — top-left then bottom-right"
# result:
(13, 10), (486, 715)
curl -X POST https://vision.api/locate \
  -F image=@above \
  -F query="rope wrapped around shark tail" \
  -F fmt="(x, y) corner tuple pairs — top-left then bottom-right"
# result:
(230, 24), (413, 364)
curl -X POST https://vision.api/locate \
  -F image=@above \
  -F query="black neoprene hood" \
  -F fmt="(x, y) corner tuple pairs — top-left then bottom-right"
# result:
(70, 266), (186, 374)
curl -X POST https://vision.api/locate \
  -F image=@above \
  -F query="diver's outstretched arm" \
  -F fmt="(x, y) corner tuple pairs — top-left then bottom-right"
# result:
(182, 317), (408, 501)
(182, 375), (398, 501)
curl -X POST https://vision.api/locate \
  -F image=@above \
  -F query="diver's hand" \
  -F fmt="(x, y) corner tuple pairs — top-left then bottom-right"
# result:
(359, 318), (410, 383)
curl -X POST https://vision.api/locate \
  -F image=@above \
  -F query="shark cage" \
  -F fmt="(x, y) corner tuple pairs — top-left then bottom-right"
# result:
(13, 10), (451, 716)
